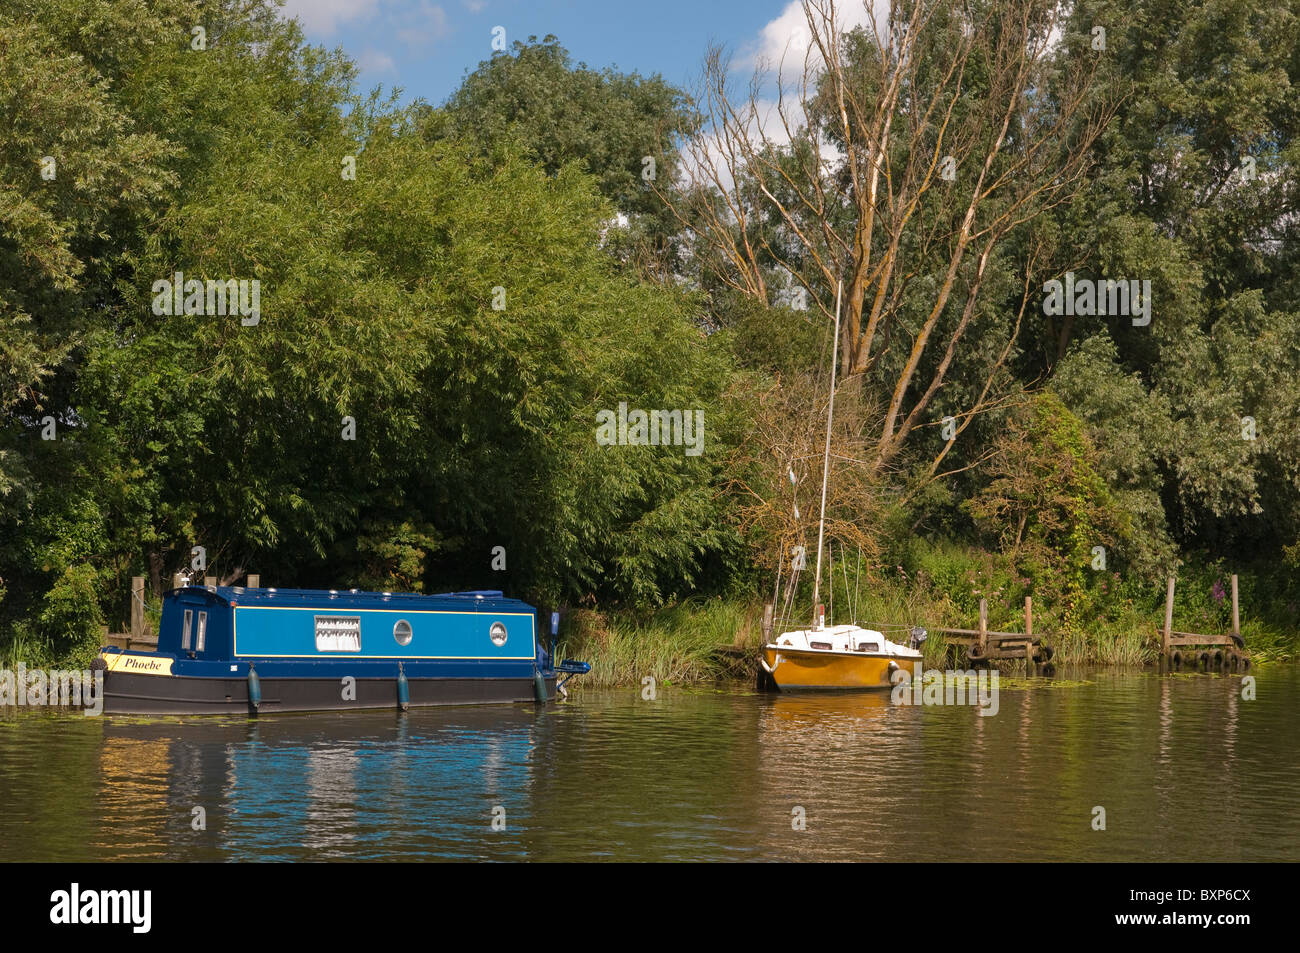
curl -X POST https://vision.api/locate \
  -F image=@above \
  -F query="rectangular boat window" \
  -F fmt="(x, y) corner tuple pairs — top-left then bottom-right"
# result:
(182, 609), (193, 650)
(196, 611), (207, 652)
(315, 615), (361, 652)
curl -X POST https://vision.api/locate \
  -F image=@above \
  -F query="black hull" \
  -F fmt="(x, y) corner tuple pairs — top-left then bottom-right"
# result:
(104, 673), (560, 715)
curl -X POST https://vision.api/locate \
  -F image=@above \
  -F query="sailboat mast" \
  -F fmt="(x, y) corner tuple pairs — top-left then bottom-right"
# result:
(811, 281), (842, 625)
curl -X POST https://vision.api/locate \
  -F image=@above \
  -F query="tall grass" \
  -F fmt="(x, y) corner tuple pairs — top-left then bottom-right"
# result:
(0, 628), (36, 668)
(558, 599), (763, 689)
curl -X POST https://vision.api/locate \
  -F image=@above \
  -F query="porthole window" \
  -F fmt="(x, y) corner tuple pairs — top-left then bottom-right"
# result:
(489, 621), (507, 646)
(394, 619), (413, 646)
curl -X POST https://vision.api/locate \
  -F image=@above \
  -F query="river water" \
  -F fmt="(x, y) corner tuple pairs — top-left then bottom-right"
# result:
(1, 666), (1296, 861)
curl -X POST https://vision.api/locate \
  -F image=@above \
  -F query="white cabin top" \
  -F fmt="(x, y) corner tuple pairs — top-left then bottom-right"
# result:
(768, 623), (921, 658)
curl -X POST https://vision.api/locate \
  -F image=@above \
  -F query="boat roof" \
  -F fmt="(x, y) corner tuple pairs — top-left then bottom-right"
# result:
(769, 623), (922, 656)
(777, 623), (885, 638)
(166, 585), (534, 612)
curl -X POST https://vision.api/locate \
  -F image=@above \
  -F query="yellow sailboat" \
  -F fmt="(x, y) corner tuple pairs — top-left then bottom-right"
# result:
(761, 281), (924, 691)
(761, 608), (922, 691)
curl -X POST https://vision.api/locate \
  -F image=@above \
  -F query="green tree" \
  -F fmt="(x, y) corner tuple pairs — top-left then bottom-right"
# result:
(1045, 0), (1300, 568)
(438, 34), (697, 278)
(1, 3), (746, 662)
(966, 391), (1135, 626)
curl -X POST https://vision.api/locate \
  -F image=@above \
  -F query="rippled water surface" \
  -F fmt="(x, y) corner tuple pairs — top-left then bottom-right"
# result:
(2, 666), (1296, 861)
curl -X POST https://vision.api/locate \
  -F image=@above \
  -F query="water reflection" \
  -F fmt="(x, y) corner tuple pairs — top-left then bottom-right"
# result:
(0, 666), (1297, 862)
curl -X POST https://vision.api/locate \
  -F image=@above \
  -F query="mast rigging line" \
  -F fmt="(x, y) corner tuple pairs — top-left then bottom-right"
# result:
(810, 280), (842, 627)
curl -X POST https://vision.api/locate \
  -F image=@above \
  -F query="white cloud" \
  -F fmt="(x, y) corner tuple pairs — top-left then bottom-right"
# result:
(393, 1), (451, 46)
(355, 48), (397, 74)
(750, 0), (885, 75)
(280, 0), (450, 45)
(280, 0), (381, 35)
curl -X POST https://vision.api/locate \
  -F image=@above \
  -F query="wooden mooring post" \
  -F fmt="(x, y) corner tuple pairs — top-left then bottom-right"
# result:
(247, 574), (260, 588)
(1232, 574), (1240, 641)
(130, 576), (145, 642)
(1023, 596), (1037, 676)
(105, 575), (159, 652)
(1159, 574), (1250, 674)
(1161, 577), (1175, 672)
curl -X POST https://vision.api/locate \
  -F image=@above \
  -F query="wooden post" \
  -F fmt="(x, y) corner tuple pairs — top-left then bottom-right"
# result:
(1024, 596), (1035, 677)
(762, 603), (773, 641)
(204, 575), (216, 588)
(247, 574), (260, 588)
(171, 572), (185, 590)
(1230, 574), (1240, 639)
(978, 599), (988, 656)
(130, 576), (145, 644)
(1162, 577), (1176, 662)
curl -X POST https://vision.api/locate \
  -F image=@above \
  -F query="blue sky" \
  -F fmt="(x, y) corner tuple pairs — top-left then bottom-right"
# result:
(278, 0), (813, 106)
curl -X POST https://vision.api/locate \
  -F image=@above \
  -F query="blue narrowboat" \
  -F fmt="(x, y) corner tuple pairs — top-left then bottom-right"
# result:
(96, 585), (589, 715)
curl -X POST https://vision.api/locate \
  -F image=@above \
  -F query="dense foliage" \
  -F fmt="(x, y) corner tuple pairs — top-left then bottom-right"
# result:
(2, 0), (1298, 664)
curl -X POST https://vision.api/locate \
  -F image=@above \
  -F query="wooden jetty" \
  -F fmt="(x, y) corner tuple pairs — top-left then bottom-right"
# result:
(755, 596), (1056, 676)
(1158, 575), (1251, 673)
(929, 596), (1055, 676)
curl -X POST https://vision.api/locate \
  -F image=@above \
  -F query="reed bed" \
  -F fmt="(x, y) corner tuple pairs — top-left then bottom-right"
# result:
(558, 599), (763, 689)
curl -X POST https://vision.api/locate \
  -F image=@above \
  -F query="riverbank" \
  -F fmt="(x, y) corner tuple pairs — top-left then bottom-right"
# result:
(5, 544), (1295, 682)
(559, 546), (1300, 688)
